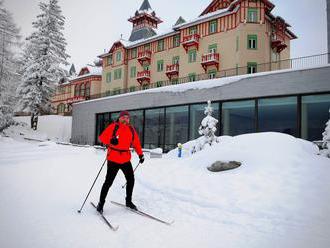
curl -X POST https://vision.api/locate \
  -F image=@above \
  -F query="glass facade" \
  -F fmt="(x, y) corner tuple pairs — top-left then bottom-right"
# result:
(301, 94), (330, 141)
(258, 97), (298, 136)
(129, 110), (144, 143)
(165, 106), (189, 151)
(94, 93), (330, 151)
(190, 103), (219, 140)
(222, 100), (255, 136)
(144, 108), (165, 149)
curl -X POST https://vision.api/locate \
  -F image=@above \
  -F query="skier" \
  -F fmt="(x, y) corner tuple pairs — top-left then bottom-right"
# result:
(96, 110), (145, 213)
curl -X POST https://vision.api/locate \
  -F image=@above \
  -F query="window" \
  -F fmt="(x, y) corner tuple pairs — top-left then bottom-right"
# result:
(106, 72), (112, 83)
(165, 105), (189, 151)
(74, 85), (80, 96)
(113, 87), (121, 95)
(144, 108), (165, 149)
(188, 73), (196, 82)
(142, 84), (150, 90)
(208, 69), (217, 79)
(80, 83), (85, 96)
(129, 86), (136, 92)
(130, 66), (136, 78)
(57, 103), (65, 113)
(107, 55), (112, 66)
(157, 39), (165, 52)
(189, 26), (197, 35)
(157, 60), (164, 72)
(145, 43), (150, 51)
(258, 97), (298, 136)
(247, 62), (257, 74)
(188, 49), (197, 63)
(114, 68), (122, 80)
(173, 35), (180, 47)
(85, 83), (90, 97)
(116, 51), (122, 62)
(208, 44), (217, 53)
(247, 8), (258, 23)
(131, 48), (137, 59)
(301, 94), (330, 141)
(190, 103), (220, 139)
(247, 34), (258, 49)
(172, 56), (180, 64)
(222, 100), (255, 136)
(209, 20), (218, 34)
(156, 81), (163, 87)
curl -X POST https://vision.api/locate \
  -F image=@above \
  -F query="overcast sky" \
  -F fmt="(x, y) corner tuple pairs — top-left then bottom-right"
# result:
(4, 0), (328, 70)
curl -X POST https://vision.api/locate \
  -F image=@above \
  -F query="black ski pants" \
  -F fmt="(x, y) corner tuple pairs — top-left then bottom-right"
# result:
(99, 161), (135, 204)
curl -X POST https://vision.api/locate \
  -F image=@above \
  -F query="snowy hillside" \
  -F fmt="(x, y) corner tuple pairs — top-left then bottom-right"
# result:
(0, 129), (330, 248)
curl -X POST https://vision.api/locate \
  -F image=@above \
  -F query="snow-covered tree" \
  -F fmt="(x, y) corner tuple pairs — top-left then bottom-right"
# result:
(321, 108), (330, 158)
(191, 100), (219, 153)
(0, 1), (21, 131)
(16, 0), (69, 123)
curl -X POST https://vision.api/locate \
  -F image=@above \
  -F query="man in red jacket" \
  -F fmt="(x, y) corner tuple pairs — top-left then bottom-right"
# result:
(96, 110), (144, 213)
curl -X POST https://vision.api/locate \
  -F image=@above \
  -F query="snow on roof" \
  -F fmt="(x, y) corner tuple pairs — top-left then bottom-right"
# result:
(70, 65), (102, 81)
(75, 64), (330, 106)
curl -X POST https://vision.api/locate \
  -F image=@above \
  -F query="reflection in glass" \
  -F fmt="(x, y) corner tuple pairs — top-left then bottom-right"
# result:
(301, 94), (330, 141)
(165, 106), (189, 151)
(144, 108), (165, 149)
(258, 97), (297, 136)
(222, 100), (255, 136)
(190, 103), (219, 140)
(129, 110), (144, 142)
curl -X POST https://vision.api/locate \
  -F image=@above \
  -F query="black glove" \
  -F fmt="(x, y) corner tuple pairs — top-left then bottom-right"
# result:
(139, 154), (145, 164)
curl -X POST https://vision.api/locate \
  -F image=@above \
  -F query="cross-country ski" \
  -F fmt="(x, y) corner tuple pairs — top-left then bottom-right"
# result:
(111, 201), (174, 226)
(90, 202), (119, 231)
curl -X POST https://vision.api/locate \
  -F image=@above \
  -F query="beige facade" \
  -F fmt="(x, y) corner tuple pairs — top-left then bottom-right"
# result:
(99, 0), (296, 93)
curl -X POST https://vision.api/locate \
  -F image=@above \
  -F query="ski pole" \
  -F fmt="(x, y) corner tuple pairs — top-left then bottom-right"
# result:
(77, 156), (107, 213)
(121, 162), (141, 189)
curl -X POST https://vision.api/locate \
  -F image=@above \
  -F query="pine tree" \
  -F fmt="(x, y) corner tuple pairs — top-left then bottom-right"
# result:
(321, 108), (330, 158)
(16, 0), (69, 124)
(0, 1), (21, 131)
(191, 100), (219, 153)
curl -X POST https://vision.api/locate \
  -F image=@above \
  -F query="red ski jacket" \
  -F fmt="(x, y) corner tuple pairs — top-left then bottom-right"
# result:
(99, 122), (143, 164)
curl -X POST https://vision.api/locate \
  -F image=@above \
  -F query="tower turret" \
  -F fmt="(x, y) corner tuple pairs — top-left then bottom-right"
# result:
(128, 0), (162, 42)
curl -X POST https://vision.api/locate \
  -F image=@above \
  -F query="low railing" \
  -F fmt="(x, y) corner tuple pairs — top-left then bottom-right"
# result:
(166, 64), (179, 72)
(202, 53), (220, 63)
(137, 70), (151, 78)
(182, 34), (200, 43)
(137, 50), (152, 59)
(84, 53), (329, 100)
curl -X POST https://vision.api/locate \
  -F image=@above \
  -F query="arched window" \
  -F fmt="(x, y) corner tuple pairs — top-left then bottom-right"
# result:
(57, 103), (65, 113)
(85, 83), (91, 97)
(74, 85), (80, 96)
(80, 83), (85, 96)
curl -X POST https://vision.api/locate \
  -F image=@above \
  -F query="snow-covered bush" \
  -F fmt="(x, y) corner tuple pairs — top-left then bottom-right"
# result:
(191, 100), (219, 153)
(320, 109), (330, 158)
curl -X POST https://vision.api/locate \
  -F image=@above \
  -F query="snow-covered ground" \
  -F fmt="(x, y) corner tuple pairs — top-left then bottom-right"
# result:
(0, 125), (330, 248)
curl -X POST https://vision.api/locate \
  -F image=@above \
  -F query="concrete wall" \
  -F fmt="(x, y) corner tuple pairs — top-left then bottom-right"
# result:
(71, 65), (330, 145)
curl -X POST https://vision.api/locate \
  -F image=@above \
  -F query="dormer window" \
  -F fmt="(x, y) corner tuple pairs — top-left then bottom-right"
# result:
(116, 51), (122, 62)
(189, 26), (197, 35)
(247, 8), (258, 23)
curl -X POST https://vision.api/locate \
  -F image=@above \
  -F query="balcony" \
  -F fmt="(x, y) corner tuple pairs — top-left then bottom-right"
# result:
(137, 70), (151, 84)
(182, 34), (200, 52)
(271, 39), (287, 53)
(137, 50), (152, 65)
(201, 53), (220, 71)
(165, 64), (179, 79)
(67, 96), (86, 104)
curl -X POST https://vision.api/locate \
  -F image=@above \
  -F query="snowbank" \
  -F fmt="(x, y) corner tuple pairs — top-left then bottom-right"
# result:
(5, 115), (72, 142)
(0, 132), (329, 248)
